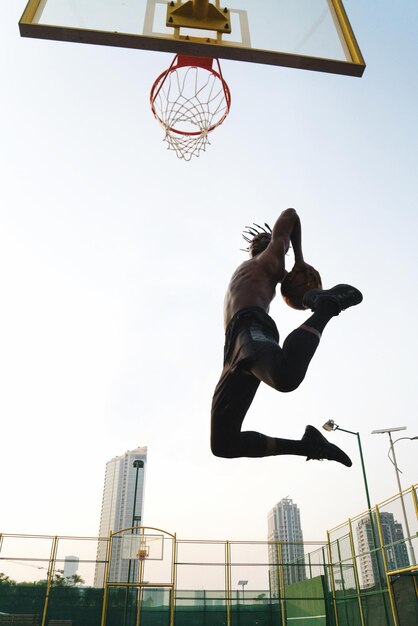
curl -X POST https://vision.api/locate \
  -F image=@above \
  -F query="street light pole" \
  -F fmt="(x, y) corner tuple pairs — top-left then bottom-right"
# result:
(322, 420), (390, 625)
(238, 580), (248, 603)
(371, 427), (417, 566)
(131, 460), (144, 584)
(322, 421), (381, 570)
(132, 460), (144, 529)
(124, 459), (145, 626)
(323, 420), (372, 511)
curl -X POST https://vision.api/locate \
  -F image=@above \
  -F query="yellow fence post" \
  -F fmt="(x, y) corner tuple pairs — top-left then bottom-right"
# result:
(40, 535), (58, 626)
(348, 518), (365, 626)
(326, 531), (339, 626)
(100, 531), (113, 626)
(375, 505), (399, 626)
(276, 542), (286, 626)
(225, 540), (231, 626)
(412, 484), (418, 520)
(170, 534), (177, 626)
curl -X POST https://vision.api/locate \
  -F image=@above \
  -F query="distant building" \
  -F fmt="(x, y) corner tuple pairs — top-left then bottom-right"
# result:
(356, 511), (410, 588)
(63, 555), (79, 579)
(268, 497), (306, 593)
(94, 446), (147, 587)
(356, 515), (381, 588)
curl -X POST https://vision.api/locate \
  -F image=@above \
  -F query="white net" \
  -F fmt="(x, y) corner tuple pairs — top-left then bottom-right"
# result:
(163, 127), (211, 161)
(151, 59), (230, 161)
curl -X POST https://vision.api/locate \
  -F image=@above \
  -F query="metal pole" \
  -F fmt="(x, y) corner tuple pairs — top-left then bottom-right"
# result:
(225, 541), (231, 626)
(348, 518), (365, 626)
(124, 460), (144, 626)
(335, 427), (372, 510)
(326, 532), (339, 626)
(41, 536), (58, 626)
(277, 543), (286, 626)
(375, 505), (400, 626)
(132, 461), (144, 525)
(332, 423), (389, 616)
(355, 433), (372, 511)
(100, 531), (114, 626)
(388, 433), (416, 565)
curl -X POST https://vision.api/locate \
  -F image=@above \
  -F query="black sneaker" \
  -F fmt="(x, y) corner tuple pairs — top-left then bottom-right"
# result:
(302, 284), (363, 314)
(302, 425), (352, 467)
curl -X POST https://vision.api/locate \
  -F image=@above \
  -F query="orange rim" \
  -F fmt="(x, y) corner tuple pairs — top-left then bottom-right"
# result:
(150, 55), (231, 137)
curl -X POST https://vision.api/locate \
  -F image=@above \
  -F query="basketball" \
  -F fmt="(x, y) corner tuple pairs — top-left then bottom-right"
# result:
(280, 265), (322, 310)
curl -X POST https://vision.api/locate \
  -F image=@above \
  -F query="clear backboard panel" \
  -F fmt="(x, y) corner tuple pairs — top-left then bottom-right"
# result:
(19, 0), (365, 76)
(121, 534), (164, 561)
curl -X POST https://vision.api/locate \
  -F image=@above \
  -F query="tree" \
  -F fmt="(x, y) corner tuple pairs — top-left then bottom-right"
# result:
(67, 574), (85, 586)
(51, 572), (85, 586)
(0, 572), (16, 585)
(256, 593), (267, 603)
(52, 572), (66, 586)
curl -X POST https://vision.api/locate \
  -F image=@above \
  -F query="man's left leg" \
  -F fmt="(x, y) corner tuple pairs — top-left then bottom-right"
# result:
(251, 286), (361, 392)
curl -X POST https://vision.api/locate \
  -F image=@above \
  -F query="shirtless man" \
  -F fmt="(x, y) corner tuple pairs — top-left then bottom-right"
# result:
(210, 208), (362, 466)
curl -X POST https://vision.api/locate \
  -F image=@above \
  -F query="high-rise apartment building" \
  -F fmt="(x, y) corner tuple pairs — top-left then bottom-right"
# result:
(63, 556), (79, 579)
(268, 497), (306, 593)
(356, 511), (410, 589)
(94, 446), (147, 587)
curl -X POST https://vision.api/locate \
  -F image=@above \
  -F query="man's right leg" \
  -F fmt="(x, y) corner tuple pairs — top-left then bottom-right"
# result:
(210, 366), (266, 458)
(210, 366), (351, 464)
(210, 366), (321, 459)
(211, 364), (308, 458)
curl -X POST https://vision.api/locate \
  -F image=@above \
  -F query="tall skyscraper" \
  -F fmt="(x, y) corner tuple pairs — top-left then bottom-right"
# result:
(94, 446), (147, 587)
(356, 511), (410, 589)
(268, 497), (306, 593)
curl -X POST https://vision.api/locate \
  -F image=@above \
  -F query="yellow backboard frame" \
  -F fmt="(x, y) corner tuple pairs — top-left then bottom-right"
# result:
(19, 0), (365, 77)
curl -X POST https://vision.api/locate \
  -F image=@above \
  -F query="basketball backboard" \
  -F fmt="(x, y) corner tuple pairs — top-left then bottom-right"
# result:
(121, 533), (164, 561)
(19, 0), (365, 77)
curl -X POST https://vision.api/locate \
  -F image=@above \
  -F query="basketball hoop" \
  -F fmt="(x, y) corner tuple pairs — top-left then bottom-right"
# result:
(150, 55), (231, 161)
(136, 540), (149, 560)
(137, 548), (148, 561)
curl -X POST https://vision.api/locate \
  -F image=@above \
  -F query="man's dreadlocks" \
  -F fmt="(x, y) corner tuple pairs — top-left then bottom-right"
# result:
(242, 223), (272, 256)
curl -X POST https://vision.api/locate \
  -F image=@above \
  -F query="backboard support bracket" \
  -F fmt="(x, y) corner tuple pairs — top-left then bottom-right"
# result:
(167, 0), (231, 34)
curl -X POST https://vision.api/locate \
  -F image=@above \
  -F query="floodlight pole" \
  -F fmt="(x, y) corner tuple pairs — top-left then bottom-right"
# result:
(341, 426), (371, 510)
(372, 428), (417, 566)
(323, 420), (389, 625)
(131, 460), (144, 583)
(323, 421), (372, 511)
(132, 460), (144, 528)
(124, 459), (145, 626)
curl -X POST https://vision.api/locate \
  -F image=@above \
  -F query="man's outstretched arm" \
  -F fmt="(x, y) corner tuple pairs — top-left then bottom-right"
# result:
(271, 208), (304, 263)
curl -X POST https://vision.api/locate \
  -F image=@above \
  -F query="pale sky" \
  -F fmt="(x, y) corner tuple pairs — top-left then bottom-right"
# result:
(1, 0), (417, 561)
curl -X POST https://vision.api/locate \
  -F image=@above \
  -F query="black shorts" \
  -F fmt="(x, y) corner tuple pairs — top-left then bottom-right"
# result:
(211, 308), (280, 432)
(223, 307), (280, 369)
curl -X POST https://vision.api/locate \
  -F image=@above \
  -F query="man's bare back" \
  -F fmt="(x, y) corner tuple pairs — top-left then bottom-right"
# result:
(224, 258), (281, 327)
